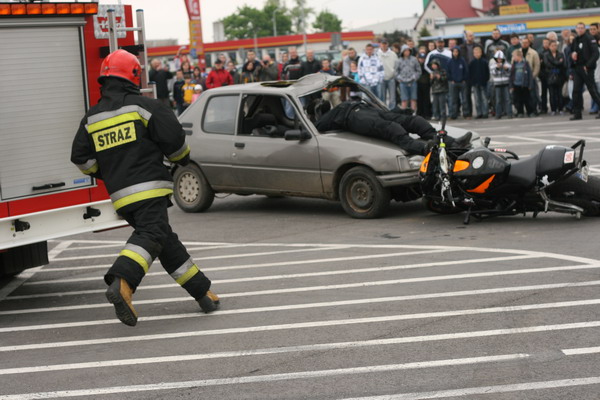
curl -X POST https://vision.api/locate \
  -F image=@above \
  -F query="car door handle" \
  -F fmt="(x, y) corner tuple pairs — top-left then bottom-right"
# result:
(234, 142), (245, 149)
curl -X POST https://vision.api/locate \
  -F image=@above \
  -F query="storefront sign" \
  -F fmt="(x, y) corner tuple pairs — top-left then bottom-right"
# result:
(499, 4), (530, 16)
(497, 23), (527, 34)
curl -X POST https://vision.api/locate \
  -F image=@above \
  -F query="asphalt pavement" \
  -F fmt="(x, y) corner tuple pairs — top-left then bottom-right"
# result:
(1, 113), (600, 399)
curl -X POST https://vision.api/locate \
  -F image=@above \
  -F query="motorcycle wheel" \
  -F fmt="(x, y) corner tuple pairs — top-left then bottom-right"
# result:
(422, 197), (462, 214)
(548, 175), (600, 216)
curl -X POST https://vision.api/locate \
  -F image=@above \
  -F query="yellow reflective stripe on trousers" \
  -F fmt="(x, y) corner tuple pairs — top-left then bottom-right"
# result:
(119, 249), (150, 273)
(175, 264), (199, 285)
(86, 112), (149, 134)
(112, 188), (173, 210)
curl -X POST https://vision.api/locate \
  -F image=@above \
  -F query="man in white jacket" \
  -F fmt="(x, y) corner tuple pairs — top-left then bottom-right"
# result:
(377, 40), (398, 109)
(358, 43), (385, 97)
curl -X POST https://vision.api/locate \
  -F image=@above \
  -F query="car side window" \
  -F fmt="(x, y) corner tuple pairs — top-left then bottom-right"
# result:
(238, 94), (301, 138)
(202, 95), (238, 135)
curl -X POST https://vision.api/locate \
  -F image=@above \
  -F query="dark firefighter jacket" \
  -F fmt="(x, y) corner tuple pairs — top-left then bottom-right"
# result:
(71, 78), (190, 211)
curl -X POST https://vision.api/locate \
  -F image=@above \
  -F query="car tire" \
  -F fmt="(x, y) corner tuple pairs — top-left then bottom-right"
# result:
(173, 164), (215, 213)
(339, 166), (391, 219)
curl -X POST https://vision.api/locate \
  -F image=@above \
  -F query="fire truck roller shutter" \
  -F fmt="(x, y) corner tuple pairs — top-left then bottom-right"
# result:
(0, 17), (94, 201)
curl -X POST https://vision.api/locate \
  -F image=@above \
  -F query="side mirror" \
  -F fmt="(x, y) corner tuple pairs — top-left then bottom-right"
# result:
(284, 128), (311, 141)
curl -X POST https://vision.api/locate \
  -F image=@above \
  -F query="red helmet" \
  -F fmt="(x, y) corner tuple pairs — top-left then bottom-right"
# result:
(98, 49), (141, 86)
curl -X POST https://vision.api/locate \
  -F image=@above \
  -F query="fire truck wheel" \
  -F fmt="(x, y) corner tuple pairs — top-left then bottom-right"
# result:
(173, 164), (215, 213)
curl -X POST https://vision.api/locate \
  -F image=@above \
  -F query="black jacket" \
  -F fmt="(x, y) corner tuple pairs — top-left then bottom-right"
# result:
(315, 101), (361, 131)
(572, 31), (600, 69)
(148, 68), (173, 100)
(301, 58), (321, 76)
(71, 78), (189, 211)
(543, 50), (566, 85)
(430, 68), (449, 94)
(468, 57), (490, 86)
(173, 80), (185, 105)
(283, 57), (302, 80)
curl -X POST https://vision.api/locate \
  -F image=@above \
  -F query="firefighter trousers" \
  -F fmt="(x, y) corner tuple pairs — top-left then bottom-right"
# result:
(105, 196), (211, 301)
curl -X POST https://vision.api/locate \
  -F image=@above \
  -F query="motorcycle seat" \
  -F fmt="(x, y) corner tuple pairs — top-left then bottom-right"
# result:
(507, 155), (538, 189)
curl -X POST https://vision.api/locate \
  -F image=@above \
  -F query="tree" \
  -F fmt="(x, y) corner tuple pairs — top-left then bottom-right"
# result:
(222, 3), (292, 40)
(312, 10), (342, 32)
(381, 30), (412, 46)
(563, 0), (600, 8)
(418, 26), (432, 47)
(289, 0), (314, 34)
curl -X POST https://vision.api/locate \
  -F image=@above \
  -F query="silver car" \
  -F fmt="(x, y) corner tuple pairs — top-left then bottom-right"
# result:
(173, 74), (473, 218)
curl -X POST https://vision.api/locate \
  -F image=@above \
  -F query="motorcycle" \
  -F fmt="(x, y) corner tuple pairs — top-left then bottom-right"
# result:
(419, 120), (600, 224)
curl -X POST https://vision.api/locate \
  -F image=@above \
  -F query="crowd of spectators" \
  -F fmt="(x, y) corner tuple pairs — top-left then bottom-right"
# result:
(152, 22), (600, 121)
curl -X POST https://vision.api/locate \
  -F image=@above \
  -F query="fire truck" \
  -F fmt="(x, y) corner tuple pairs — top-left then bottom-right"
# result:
(0, 1), (151, 276)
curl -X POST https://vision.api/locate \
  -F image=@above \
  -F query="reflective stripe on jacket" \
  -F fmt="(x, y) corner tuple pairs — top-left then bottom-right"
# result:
(71, 78), (188, 210)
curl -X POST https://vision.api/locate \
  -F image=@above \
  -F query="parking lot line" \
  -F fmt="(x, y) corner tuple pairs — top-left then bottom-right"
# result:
(3, 320), (600, 376)
(2, 298), (600, 353)
(3, 280), (600, 333)
(44, 248), (457, 268)
(4, 262), (600, 311)
(0, 354), (529, 400)
(21, 253), (536, 286)
(339, 376), (600, 399)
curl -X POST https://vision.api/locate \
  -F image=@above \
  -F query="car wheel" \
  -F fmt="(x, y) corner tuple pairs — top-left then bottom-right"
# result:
(173, 164), (215, 213)
(339, 166), (391, 219)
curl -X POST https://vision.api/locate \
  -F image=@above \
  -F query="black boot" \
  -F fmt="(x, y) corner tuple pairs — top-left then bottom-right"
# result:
(198, 290), (220, 313)
(570, 114), (582, 121)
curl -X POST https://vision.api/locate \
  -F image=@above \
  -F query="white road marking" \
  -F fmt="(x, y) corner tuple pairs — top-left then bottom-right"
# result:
(4, 262), (600, 312)
(2, 299), (599, 352)
(4, 321), (600, 376)
(43, 248), (461, 272)
(20, 253), (534, 287)
(556, 134), (600, 143)
(0, 354), (529, 400)
(505, 135), (558, 144)
(339, 377), (600, 399)
(562, 346), (600, 356)
(0, 241), (72, 301)
(2, 280), (599, 333)
(192, 245), (351, 261)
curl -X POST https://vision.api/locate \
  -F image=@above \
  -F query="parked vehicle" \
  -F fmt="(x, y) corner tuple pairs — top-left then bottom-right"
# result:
(0, 3), (145, 276)
(173, 74), (477, 218)
(419, 120), (600, 223)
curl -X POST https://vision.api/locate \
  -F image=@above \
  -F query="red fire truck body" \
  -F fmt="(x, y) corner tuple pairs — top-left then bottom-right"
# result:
(0, 2), (135, 276)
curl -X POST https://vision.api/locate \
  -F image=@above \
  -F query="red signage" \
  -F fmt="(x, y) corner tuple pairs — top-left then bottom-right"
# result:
(184, 0), (200, 20)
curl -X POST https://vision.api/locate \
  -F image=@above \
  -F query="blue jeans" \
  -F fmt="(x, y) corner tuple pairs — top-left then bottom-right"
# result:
(590, 82), (600, 112)
(366, 84), (381, 99)
(399, 81), (418, 102)
(472, 85), (488, 117)
(494, 85), (512, 117)
(432, 92), (447, 119)
(379, 78), (396, 109)
(449, 81), (471, 118)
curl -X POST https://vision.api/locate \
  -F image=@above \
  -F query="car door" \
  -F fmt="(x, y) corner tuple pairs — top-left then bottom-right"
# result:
(194, 94), (239, 189)
(231, 94), (323, 194)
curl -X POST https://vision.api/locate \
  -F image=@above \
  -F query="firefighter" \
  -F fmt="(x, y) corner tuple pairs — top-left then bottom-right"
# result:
(71, 49), (219, 327)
